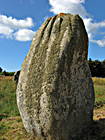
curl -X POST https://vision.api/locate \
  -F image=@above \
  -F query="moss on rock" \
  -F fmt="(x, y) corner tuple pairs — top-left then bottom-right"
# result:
(16, 14), (95, 140)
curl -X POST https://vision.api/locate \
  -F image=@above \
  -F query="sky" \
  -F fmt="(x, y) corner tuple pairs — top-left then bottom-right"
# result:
(0, 0), (105, 71)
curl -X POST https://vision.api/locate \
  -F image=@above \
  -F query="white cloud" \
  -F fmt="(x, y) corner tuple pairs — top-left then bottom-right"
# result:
(14, 29), (35, 41)
(0, 14), (35, 41)
(49, 0), (88, 17)
(83, 18), (105, 47)
(91, 39), (105, 47)
(68, 0), (85, 4)
(0, 15), (34, 29)
(0, 24), (13, 36)
(83, 18), (105, 39)
(48, 0), (105, 47)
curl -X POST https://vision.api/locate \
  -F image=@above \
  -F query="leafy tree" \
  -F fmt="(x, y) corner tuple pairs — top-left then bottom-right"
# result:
(0, 67), (2, 73)
(3, 71), (7, 76)
(88, 58), (105, 77)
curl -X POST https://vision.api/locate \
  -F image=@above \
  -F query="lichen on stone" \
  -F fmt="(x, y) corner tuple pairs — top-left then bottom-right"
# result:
(16, 13), (95, 140)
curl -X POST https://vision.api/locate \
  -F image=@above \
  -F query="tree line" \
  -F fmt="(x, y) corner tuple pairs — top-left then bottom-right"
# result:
(0, 59), (105, 77)
(0, 67), (14, 76)
(88, 59), (105, 78)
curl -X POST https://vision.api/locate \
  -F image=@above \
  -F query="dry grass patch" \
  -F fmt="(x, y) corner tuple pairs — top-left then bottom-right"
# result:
(92, 77), (105, 108)
(0, 116), (34, 140)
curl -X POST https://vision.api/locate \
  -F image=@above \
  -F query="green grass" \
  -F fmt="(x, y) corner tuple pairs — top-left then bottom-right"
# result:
(0, 76), (105, 139)
(0, 77), (19, 118)
(0, 116), (34, 140)
(92, 77), (105, 107)
(0, 77), (105, 117)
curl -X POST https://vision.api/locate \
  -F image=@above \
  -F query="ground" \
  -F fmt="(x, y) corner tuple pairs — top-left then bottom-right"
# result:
(0, 76), (105, 140)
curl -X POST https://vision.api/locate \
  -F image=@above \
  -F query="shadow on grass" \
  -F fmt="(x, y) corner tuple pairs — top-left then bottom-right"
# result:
(1, 116), (105, 140)
(93, 119), (105, 139)
(82, 119), (105, 140)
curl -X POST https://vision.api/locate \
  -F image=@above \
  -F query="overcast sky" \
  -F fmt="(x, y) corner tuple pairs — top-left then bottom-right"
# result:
(0, 0), (105, 71)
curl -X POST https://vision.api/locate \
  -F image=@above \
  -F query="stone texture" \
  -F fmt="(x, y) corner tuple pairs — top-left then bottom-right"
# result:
(16, 13), (95, 140)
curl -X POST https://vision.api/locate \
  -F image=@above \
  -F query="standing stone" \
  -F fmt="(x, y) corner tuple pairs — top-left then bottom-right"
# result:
(16, 13), (95, 140)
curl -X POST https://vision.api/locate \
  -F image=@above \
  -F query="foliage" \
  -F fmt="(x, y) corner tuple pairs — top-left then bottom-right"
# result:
(5, 72), (15, 76)
(0, 67), (2, 73)
(0, 66), (15, 76)
(88, 59), (105, 77)
(0, 71), (15, 76)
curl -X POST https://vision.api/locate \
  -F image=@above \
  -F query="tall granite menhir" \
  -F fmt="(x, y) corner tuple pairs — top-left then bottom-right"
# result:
(16, 13), (95, 140)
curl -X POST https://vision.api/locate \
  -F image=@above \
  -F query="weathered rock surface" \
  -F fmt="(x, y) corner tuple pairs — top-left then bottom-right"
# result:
(16, 13), (95, 140)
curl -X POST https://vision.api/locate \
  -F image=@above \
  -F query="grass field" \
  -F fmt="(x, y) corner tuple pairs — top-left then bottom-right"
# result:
(0, 76), (19, 118)
(0, 76), (105, 139)
(93, 77), (105, 107)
